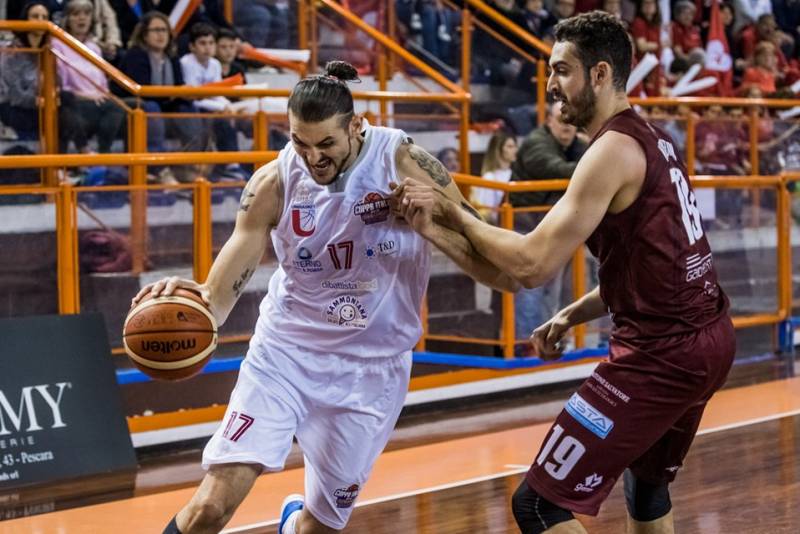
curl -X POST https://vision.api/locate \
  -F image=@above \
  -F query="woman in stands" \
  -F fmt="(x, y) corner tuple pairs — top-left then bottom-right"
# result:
(52, 0), (126, 154)
(0, 1), (51, 141)
(119, 10), (206, 184)
(471, 130), (518, 224)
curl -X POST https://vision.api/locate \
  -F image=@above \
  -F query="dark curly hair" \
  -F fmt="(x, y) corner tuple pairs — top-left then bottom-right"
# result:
(554, 11), (632, 92)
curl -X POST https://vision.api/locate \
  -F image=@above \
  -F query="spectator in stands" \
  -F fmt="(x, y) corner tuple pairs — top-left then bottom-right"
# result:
(234, 0), (289, 50)
(543, 0), (576, 44)
(396, 0), (459, 66)
(216, 27), (246, 82)
(119, 10), (205, 183)
(602, 0), (627, 28)
(671, 0), (705, 69)
(520, 0), (553, 39)
(739, 14), (795, 71)
(53, 0), (125, 153)
(508, 102), (586, 353)
(88, 0), (122, 61)
(696, 105), (749, 226)
(630, 0), (664, 95)
(436, 146), (460, 173)
(471, 131), (518, 223)
(732, 0), (773, 33)
(180, 22), (244, 177)
(108, 0), (171, 47)
(740, 40), (779, 95)
(773, 0), (800, 59)
(0, 1), (50, 141)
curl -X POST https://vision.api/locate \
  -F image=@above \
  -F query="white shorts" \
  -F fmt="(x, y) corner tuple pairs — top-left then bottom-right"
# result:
(202, 340), (412, 529)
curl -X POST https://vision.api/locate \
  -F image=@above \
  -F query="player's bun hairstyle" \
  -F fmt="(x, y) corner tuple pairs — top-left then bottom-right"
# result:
(288, 61), (360, 127)
(554, 11), (632, 92)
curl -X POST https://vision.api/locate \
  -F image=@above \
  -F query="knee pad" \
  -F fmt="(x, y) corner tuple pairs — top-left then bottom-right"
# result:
(511, 479), (575, 534)
(623, 470), (672, 522)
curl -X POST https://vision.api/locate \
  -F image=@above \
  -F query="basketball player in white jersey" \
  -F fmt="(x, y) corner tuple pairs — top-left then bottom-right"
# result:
(133, 61), (519, 534)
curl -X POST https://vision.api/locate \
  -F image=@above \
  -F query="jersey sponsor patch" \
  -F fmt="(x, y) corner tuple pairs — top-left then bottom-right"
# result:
(321, 279), (378, 292)
(293, 247), (323, 273)
(333, 484), (360, 508)
(365, 239), (397, 258)
(291, 184), (316, 237)
(325, 295), (368, 328)
(565, 393), (614, 439)
(353, 192), (389, 225)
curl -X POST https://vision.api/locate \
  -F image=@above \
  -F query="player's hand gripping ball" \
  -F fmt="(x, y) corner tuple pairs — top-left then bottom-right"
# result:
(123, 288), (218, 380)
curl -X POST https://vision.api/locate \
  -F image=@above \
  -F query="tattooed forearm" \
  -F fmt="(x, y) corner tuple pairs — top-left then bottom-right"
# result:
(460, 201), (482, 220)
(232, 268), (253, 297)
(408, 145), (452, 188)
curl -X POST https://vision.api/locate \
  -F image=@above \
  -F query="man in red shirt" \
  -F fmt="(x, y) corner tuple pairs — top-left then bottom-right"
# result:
(394, 11), (734, 534)
(671, 1), (705, 66)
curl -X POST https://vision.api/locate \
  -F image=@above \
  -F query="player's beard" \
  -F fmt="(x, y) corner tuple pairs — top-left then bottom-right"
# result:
(560, 81), (596, 129)
(309, 136), (354, 185)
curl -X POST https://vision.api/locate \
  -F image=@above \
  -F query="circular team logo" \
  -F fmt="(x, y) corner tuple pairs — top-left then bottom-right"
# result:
(353, 192), (390, 225)
(325, 295), (368, 328)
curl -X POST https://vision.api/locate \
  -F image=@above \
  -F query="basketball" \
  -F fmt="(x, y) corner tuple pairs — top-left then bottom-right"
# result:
(123, 288), (218, 381)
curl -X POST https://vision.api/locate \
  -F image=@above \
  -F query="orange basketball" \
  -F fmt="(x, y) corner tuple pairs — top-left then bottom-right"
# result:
(123, 288), (218, 381)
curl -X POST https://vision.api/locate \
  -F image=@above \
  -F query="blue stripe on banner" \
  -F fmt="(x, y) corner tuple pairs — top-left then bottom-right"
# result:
(115, 348), (609, 384)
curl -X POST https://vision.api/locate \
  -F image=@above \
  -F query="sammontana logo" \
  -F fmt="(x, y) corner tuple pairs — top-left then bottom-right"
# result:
(353, 192), (389, 225)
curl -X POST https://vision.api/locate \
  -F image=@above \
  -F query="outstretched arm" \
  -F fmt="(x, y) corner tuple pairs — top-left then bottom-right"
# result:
(394, 142), (521, 293)
(437, 132), (646, 288)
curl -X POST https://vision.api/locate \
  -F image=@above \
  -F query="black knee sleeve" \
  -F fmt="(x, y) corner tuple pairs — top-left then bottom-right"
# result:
(512, 479), (575, 534)
(623, 470), (672, 522)
(162, 516), (182, 534)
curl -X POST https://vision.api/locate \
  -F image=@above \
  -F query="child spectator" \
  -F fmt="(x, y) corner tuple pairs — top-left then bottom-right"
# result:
(740, 40), (779, 95)
(180, 22), (243, 176)
(52, 0), (125, 153)
(216, 27), (246, 82)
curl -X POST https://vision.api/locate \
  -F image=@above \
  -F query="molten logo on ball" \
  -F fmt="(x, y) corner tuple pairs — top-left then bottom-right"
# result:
(141, 339), (197, 354)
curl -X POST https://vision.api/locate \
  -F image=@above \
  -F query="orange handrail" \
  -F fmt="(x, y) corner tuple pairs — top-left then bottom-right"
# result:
(463, 0), (552, 56)
(318, 0), (467, 96)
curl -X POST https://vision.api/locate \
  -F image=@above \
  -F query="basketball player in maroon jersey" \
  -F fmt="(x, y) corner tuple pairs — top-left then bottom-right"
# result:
(394, 11), (734, 534)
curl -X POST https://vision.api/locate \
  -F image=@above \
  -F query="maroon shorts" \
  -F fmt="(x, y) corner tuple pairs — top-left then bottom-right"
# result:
(526, 316), (735, 516)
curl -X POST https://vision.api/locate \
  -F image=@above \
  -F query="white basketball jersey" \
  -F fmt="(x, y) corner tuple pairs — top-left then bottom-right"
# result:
(253, 122), (431, 358)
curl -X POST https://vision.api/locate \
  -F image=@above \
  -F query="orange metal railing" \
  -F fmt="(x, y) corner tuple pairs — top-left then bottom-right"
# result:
(0, 168), (791, 359)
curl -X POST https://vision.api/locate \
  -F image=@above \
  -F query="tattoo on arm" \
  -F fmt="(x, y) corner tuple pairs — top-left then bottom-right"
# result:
(460, 201), (481, 220)
(238, 186), (256, 212)
(232, 268), (253, 298)
(408, 145), (452, 188)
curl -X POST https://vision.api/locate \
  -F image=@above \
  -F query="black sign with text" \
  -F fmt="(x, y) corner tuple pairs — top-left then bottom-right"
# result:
(0, 314), (136, 490)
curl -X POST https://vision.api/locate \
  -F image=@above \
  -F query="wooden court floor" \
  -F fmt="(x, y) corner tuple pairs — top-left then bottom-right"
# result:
(3, 377), (800, 533)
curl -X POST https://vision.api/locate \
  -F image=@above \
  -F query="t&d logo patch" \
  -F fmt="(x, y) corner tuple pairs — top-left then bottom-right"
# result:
(353, 192), (389, 225)
(333, 484), (360, 508)
(325, 295), (368, 328)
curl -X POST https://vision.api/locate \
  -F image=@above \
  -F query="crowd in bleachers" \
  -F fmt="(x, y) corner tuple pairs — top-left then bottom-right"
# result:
(0, 0), (292, 183)
(1, 0), (800, 182)
(397, 0), (800, 98)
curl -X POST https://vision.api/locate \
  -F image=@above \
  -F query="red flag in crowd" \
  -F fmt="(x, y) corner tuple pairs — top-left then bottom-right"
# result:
(704, 0), (733, 96)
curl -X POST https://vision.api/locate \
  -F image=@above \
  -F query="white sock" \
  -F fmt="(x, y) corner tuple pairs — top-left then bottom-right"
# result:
(281, 509), (300, 534)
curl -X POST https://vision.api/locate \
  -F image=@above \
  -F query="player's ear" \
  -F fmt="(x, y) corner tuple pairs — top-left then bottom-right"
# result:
(349, 114), (362, 137)
(594, 62), (611, 88)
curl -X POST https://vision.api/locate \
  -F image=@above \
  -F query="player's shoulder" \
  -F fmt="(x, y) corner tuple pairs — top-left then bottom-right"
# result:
(588, 130), (646, 165)
(238, 160), (284, 225)
(248, 159), (283, 198)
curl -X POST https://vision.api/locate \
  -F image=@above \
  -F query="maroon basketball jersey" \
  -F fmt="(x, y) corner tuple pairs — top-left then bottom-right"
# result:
(586, 109), (729, 342)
